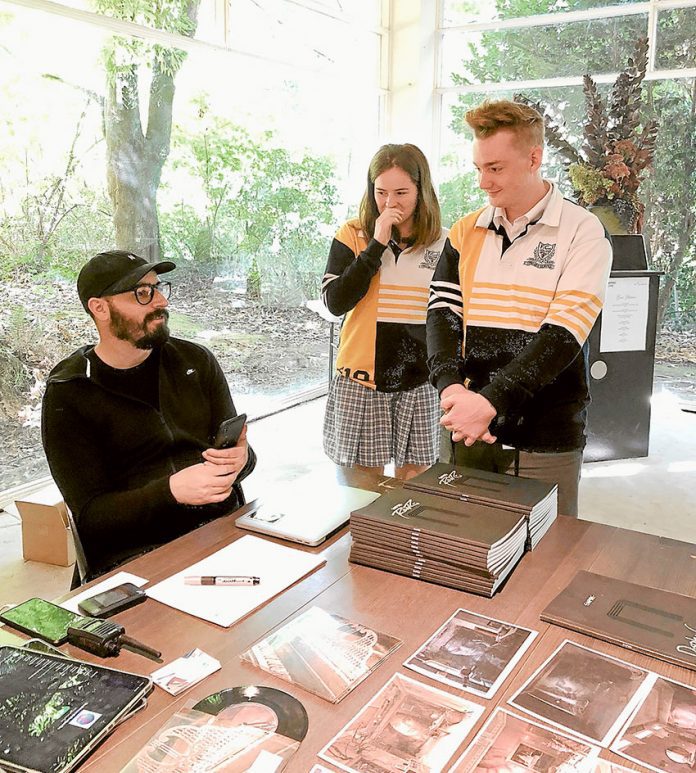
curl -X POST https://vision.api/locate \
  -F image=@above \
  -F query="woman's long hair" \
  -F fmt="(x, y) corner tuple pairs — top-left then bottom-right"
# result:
(358, 143), (442, 248)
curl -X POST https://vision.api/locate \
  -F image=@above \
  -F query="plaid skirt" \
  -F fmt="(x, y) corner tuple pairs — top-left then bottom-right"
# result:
(323, 375), (440, 468)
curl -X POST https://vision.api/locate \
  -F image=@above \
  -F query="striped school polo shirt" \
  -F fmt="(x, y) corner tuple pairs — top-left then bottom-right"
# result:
(427, 184), (612, 452)
(323, 220), (448, 392)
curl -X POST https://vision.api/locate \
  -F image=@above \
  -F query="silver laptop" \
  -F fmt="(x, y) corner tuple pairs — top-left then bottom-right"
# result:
(236, 473), (380, 546)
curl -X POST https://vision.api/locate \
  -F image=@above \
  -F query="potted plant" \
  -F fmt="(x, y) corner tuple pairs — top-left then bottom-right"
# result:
(516, 37), (659, 234)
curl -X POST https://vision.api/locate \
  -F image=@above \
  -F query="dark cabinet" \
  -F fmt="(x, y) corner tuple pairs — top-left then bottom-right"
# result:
(585, 235), (662, 462)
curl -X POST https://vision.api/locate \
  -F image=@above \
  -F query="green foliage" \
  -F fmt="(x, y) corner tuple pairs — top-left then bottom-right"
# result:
(438, 171), (486, 227)
(0, 186), (114, 281)
(518, 39), (659, 231)
(29, 695), (70, 737)
(446, 0), (695, 320)
(0, 307), (36, 415)
(641, 78), (696, 324)
(0, 88), (112, 280)
(450, 15), (645, 90)
(567, 163), (613, 203)
(161, 104), (339, 305)
(94, 0), (195, 79)
(0, 289), (93, 421)
(92, 0), (195, 35)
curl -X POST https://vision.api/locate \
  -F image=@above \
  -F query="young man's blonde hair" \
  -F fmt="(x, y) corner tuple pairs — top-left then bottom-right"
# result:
(465, 100), (545, 148)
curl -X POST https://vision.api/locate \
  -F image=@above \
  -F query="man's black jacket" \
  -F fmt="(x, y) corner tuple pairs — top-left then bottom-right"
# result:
(42, 337), (256, 578)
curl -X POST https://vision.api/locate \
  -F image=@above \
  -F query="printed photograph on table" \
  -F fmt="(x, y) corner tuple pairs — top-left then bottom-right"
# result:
(403, 608), (537, 698)
(240, 606), (402, 703)
(121, 706), (301, 771)
(611, 673), (696, 773)
(590, 760), (642, 773)
(151, 648), (221, 696)
(450, 708), (601, 773)
(509, 640), (650, 746)
(319, 672), (484, 773)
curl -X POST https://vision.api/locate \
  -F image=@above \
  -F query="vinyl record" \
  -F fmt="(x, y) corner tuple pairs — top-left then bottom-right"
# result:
(193, 685), (308, 741)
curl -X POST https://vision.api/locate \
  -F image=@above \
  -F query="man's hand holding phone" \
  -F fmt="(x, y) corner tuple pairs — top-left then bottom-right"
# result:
(202, 424), (248, 470)
(169, 415), (249, 506)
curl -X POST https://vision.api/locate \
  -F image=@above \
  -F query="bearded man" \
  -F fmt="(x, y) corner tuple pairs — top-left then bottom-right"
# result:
(42, 251), (255, 580)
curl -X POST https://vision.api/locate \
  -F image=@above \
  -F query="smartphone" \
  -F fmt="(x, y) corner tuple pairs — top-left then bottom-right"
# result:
(78, 582), (147, 618)
(0, 597), (84, 645)
(213, 413), (247, 449)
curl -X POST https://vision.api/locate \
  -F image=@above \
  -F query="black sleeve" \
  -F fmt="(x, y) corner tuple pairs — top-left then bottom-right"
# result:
(321, 236), (387, 316)
(41, 383), (181, 564)
(479, 323), (582, 415)
(41, 350), (256, 571)
(426, 237), (466, 394)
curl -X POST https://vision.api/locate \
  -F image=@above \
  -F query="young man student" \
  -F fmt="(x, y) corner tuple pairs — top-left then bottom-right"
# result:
(427, 100), (612, 516)
(42, 251), (255, 580)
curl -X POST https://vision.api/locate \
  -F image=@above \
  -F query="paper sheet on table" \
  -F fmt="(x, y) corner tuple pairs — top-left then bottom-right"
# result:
(145, 535), (326, 627)
(60, 571), (148, 613)
(600, 276), (649, 352)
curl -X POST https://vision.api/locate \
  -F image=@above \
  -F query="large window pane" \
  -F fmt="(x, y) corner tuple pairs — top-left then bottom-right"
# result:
(440, 15), (648, 86)
(439, 78), (696, 337)
(228, 0), (381, 76)
(656, 8), (696, 70)
(442, 0), (644, 26)
(438, 85), (589, 225)
(0, 0), (381, 494)
(24, 0), (228, 46)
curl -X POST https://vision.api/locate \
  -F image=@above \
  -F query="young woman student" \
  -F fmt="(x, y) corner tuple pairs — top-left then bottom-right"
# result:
(322, 143), (447, 479)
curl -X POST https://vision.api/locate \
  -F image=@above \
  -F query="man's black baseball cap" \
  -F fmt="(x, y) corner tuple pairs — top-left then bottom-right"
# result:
(77, 250), (176, 311)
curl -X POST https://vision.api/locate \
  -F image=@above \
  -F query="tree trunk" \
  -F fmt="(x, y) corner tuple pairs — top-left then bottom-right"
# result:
(103, 0), (200, 260)
(104, 61), (174, 260)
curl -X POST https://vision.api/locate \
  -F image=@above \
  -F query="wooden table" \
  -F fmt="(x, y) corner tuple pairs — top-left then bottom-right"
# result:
(49, 471), (696, 771)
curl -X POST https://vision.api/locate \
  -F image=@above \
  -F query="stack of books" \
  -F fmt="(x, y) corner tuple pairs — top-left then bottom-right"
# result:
(403, 463), (558, 548)
(349, 488), (528, 597)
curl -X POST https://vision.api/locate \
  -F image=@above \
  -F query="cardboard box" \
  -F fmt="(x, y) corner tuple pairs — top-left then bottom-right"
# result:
(15, 483), (76, 567)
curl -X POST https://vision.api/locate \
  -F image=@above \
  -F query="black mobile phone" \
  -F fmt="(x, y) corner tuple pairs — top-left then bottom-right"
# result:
(0, 597), (84, 645)
(213, 413), (247, 449)
(77, 582), (147, 618)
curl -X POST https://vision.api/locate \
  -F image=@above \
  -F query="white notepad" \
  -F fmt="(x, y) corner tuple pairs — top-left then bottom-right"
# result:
(146, 535), (326, 627)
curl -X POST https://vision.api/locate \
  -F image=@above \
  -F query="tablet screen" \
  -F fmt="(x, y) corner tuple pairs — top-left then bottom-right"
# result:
(0, 645), (152, 773)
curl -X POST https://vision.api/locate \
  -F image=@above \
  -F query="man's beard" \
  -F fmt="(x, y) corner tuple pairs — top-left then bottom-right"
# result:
(108, 305), (170, 349)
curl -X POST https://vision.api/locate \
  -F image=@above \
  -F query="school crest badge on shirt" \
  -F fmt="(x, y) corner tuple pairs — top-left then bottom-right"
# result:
(524, 242), (556, 269)
(419, 249), (441, 270)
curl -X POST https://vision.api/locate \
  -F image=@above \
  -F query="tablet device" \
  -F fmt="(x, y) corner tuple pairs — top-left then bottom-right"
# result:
(0, 645), (152, 773)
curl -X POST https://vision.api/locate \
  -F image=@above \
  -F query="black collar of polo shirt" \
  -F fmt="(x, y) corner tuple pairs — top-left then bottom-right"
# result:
(488, 216), (541, 256)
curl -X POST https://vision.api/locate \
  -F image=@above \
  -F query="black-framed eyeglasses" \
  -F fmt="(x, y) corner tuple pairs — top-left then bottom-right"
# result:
(128, 281), (171, 306)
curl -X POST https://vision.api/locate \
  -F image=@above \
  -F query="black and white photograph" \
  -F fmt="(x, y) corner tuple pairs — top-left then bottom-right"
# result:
(451, 708), (601, 773)
(509, 640), (650, 746)
(404, 608), (537, 698)
(319, 672), (484, 773)
(612, 674), (696, 773)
